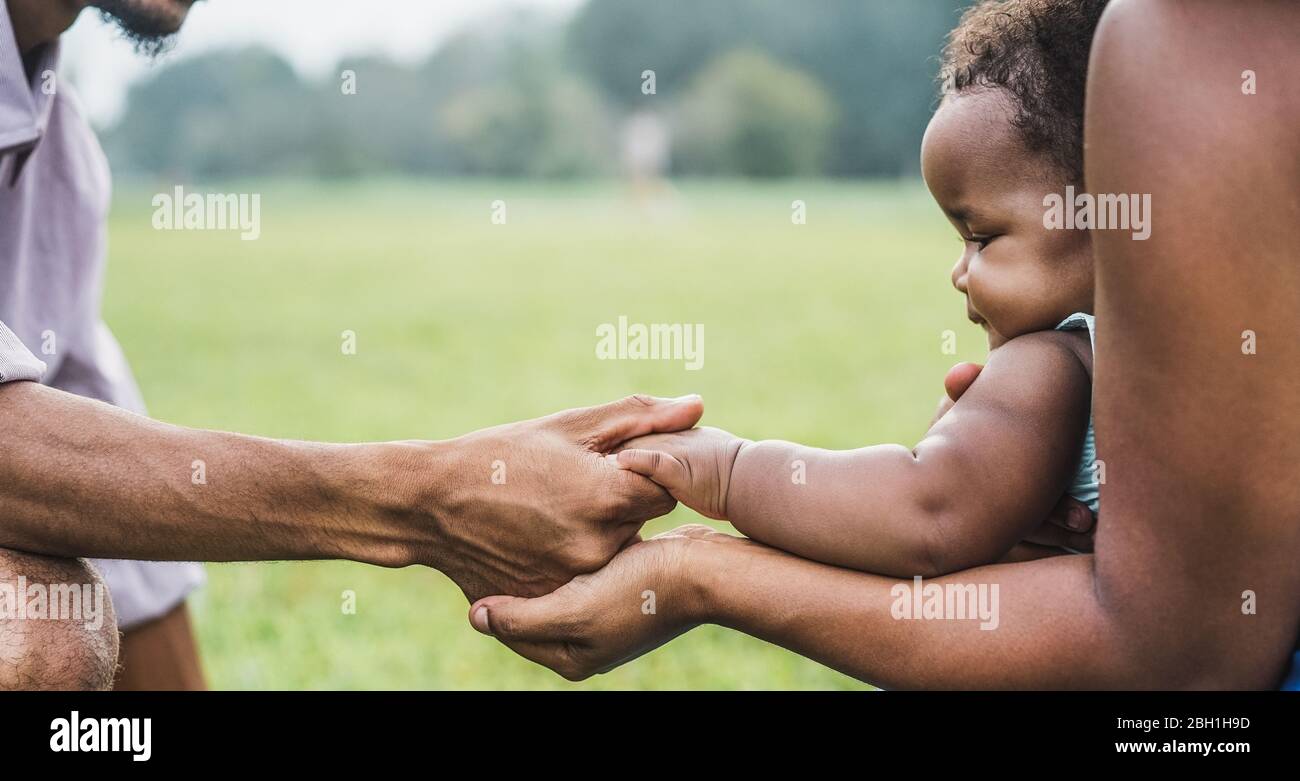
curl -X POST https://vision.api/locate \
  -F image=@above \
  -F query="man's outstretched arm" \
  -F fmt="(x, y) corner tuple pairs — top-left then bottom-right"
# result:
(472, 0), (1300, 687)
(0, 380), (703, 601)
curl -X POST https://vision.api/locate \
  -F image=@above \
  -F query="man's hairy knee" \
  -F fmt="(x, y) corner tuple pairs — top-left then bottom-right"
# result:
(0, 548), (119, 690)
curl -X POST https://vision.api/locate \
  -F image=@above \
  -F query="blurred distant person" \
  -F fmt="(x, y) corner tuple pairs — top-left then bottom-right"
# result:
(619, 109), (671, 204)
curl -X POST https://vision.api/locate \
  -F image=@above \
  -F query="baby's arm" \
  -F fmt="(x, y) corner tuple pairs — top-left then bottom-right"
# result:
(616, 330), (1091, 577)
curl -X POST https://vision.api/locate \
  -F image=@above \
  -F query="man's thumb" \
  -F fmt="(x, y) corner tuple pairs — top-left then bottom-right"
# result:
(571, 394), (703, 452)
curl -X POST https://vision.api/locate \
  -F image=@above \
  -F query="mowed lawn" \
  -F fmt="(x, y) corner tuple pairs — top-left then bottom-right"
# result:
(102, 178), (986, 689)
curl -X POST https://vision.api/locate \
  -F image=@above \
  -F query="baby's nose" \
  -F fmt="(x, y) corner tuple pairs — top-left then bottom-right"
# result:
(950, 255), (969, 294)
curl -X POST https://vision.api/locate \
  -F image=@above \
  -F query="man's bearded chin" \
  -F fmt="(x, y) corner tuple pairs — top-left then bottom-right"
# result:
(91, 0), (195, 57)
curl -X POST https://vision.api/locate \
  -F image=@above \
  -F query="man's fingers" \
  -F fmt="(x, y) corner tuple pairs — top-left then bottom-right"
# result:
(565, 394), (703, 452)
(612, 449), (689, 492)
(943, 362), (984, 403)
(611, 431), (678, 453)
(604, 464), (677, 525)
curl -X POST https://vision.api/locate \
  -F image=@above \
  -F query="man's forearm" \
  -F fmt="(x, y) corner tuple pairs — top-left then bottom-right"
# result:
(0, 381), (434, 567)
(0, 383), (700, 599)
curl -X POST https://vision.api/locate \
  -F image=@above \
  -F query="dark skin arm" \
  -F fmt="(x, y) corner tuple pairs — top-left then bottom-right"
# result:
(469, 525), (1116, 688)
(615, 330), (1091, 577)
(471, 0), (1300, 688)
(0, 381), (702, 601)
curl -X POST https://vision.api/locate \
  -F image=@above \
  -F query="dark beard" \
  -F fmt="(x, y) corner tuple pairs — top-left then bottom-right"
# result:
(93, 1), (189, 58)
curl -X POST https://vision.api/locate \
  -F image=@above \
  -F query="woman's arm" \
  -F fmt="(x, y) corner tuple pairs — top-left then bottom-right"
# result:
(693, 533), (1117, 689)
(469, 516), (1283, 689)
(469, 525), (1136, 688)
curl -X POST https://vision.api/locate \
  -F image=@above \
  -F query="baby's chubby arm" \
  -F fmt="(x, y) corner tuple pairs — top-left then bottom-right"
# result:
(615, 330), (1092, 577)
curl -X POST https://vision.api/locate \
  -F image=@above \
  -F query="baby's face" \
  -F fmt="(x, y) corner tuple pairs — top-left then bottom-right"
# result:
(921, 90), (1093, 349)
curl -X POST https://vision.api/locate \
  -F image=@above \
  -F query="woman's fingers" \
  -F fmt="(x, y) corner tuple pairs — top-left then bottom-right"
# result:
(469, 593), (596, 681)
(931, 362), (985, 427)
(1023, 526), (1094, 553)
(470, 594), (561, 642)
(1024, 496), (1097, 552)
(943, 361), (985, 403)
(1053, 498), (1096, 534)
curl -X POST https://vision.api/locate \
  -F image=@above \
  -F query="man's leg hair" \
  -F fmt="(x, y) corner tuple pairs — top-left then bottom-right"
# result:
(0, 547), (119, 690)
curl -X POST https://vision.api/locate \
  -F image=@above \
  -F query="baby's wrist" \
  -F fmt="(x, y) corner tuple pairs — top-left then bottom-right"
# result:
(719, 437), (754, 518)
(724, 438), (796, 522)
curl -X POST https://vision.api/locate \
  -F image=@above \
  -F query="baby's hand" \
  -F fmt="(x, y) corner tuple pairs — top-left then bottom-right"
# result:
(612, 427), (750, 520)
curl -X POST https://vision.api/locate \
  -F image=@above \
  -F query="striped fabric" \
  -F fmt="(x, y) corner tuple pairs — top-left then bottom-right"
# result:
(0, 319), (45, 383)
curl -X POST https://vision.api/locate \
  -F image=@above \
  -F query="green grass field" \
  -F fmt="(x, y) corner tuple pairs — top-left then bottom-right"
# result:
(103, 178), (986, 689)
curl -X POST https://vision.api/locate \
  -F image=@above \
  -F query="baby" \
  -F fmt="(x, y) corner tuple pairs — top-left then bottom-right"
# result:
(613, 0), (1110, 578)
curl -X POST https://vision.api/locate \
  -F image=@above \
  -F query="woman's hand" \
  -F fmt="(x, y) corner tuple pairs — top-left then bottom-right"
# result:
(929, 361), (985, 428)
(937, 361), (1097, 553)
(467, 524), (739, 681)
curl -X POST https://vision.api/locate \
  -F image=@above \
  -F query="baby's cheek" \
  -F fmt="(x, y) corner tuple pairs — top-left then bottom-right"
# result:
(968, 273), (1018, 331)
(987, 271), (1062, 339)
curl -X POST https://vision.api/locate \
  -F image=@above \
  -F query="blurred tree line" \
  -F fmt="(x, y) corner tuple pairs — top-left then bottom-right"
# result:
(102, 0), (969, 179)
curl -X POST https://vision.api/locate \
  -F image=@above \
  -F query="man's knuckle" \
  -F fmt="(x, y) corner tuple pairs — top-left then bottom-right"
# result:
(566, 542), (609, 572)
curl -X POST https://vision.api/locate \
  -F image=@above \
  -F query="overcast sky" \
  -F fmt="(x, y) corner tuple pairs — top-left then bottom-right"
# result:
(62, 0), (585, 127)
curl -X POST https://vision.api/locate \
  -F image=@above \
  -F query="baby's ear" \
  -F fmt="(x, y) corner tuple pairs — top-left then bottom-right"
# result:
(943, 362), (984, 403)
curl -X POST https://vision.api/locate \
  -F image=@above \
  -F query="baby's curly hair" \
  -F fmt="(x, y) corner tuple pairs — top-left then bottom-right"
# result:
(939, 0), (1111, 183)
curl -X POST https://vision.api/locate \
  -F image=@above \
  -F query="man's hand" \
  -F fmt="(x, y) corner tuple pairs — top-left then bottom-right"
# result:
(612, 426), (749, 521)
(409, 394), (703, 602)
(935, 361), (1096, 552)
(467, 524), (727, 681)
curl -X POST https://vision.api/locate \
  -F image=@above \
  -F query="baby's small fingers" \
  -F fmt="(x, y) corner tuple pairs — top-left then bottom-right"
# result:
(613, 449), (689, 492)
